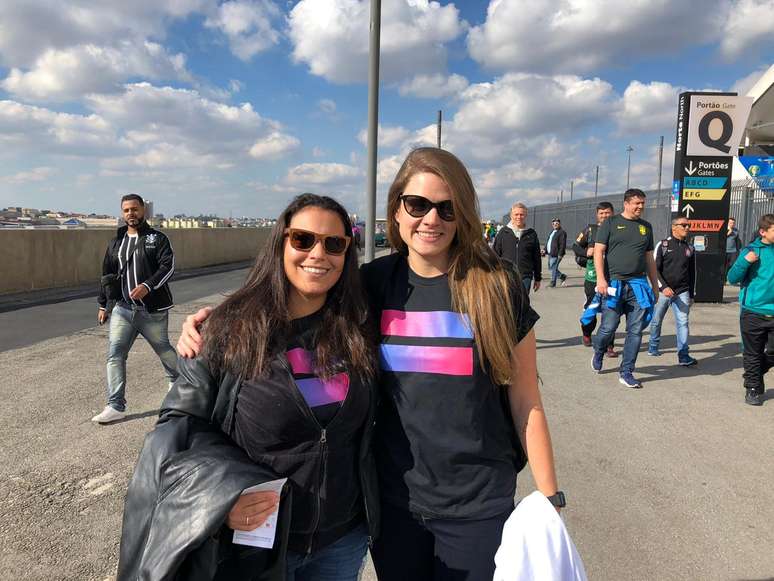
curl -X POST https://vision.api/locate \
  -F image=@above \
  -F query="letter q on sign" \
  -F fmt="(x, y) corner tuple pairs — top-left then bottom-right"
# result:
(697, 110), (733, 154)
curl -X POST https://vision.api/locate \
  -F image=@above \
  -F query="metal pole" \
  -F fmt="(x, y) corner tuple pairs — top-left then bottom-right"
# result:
(570, 180), (574, 200)
(594, 165), (599, 197)
(626, 145), (634, 190)
(560, 189), (563, 203)
(437, 110), (442, 148)
(364, 0), (381, 264)
(657, 135), (664, 193)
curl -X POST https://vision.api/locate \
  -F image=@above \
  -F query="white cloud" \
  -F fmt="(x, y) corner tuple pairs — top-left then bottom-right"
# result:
(720, 0), (774, 60)
(452, 73), (615, 144)
(0, 0), (214, 67)
(288, 0), (466, 84)
(1, 41), (190, 102)
(615, 81), (682, 135)
(285, 162), (362, 186)
(1, 167), (56, 184)
(204, 0), (281, 61)
(398, 73), (469, 99)
(249, 132), (301, 159)
(467, 0), (726, 73)
(357, 124), (411, 148)
(0, 100), (120, 155)
(228, 79), (244, 93)
(318, 99), (337, 114)
(86, 83), (298, 162)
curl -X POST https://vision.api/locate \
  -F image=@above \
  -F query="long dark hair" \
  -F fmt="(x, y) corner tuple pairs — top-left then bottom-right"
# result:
(203, 194), (375, 381)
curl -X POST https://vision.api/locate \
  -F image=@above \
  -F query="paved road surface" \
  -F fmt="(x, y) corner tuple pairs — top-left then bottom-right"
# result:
(0, 263), (772, 580)
(0, 268), (250, 353)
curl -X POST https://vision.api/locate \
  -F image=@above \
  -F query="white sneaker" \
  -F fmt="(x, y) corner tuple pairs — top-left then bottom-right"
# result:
(91, 406), (125, 424)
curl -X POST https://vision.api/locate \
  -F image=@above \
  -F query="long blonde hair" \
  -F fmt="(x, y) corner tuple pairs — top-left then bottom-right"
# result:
(386, 147), (521, 385)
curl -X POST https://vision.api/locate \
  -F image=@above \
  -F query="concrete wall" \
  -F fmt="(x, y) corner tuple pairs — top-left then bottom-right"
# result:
(0, 228), (271, 294)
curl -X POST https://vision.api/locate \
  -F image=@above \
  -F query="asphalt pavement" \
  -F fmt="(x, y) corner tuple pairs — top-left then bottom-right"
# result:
(0, 261), (772, 580)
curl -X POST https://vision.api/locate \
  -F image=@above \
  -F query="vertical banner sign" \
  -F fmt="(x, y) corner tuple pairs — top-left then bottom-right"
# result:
(672, 92), (753, 302)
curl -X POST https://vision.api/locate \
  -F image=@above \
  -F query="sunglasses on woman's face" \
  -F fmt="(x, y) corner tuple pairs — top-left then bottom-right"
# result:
(284, 228), (351, 255)
(399, 194), (455, 222)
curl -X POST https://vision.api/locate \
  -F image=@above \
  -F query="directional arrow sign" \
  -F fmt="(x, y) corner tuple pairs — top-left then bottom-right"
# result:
(682, 203), (695, 218)
(685, 161), (697, 175)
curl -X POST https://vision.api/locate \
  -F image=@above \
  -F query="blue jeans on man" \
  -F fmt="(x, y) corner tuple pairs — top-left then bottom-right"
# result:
(648, 292), (692, 361)
(593, 283), (647, 375)
(548, 256), (566, 286)
(522, 276), (533, 295)
(106, 303), (179, 412)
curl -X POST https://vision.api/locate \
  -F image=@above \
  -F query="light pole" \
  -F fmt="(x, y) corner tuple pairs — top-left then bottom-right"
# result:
(657, 135), (664, 192)
(437, 110), (442, 148)
(626, 145), (634, 190)
(364, 0), (381, 263)
(594, 165), (599, 197)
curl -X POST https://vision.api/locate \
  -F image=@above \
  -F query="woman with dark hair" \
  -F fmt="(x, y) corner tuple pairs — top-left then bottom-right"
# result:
(179, 149), (561, 580)
(120, 194), (379, 581)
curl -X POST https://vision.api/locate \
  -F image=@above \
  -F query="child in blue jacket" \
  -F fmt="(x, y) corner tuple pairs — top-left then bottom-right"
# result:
(727, 214), (774, 406)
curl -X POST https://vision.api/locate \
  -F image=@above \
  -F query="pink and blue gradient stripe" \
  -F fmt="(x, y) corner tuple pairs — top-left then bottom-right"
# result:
(381, 310), (473, 339)
(379, 344), (473, 375)
(286, 348), (349, 408)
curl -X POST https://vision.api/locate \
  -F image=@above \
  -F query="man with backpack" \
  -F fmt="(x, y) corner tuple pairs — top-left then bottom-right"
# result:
(493, 202), (542, 294)
(573, 202), (616, 356)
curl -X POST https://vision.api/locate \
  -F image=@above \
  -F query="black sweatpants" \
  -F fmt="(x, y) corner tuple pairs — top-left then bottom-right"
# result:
(370, 503), (511, 581)
(740, 310), (774, 393)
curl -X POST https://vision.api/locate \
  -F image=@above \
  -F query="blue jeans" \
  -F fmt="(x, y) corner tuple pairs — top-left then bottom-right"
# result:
(648, 292), (691, 358)
(522, 276), (532, 295)
(106, 304), (178, 412)
(548, 256), (565, 285)
(593, 283), (647, 374)
(286, 524), (368, 581)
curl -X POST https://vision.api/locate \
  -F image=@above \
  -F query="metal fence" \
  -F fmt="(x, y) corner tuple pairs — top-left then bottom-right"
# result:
(525, 180), (774, 246)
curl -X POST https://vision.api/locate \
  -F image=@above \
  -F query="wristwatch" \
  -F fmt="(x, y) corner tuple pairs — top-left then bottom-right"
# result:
(546, 491), (566, 508)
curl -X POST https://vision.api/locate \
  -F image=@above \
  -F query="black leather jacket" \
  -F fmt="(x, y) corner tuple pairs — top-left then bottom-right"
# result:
(98, 221), (174, 312)
(118, 413), (292, 581)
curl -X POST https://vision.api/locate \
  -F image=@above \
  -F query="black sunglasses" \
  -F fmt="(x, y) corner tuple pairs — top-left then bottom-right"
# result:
(675, 223), (690, 228)
(400, 194), (455, 222)
(284, 228), (351, 255)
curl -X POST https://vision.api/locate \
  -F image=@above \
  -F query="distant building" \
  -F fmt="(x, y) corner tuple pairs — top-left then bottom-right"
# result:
(145, 200), (154, 220)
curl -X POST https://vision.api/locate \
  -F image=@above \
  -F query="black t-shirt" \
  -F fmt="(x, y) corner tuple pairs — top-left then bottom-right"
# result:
(236, 311), (349, 431)
(363, 255), (539, 519)
(596, 214), (654, 280)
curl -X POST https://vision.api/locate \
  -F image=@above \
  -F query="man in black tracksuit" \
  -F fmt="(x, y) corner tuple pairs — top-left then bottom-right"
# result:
(546, 219), (567, 287)
(92, 193), (179, 424)
(493, 202), (542, 294)
(647, 216), (697, 366)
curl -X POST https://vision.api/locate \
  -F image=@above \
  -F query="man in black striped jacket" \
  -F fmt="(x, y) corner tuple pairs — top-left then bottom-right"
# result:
(93, 194), (178, 424)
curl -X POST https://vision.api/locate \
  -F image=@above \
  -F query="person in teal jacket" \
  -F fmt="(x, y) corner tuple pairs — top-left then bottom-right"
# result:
(727, 213), (774, 406)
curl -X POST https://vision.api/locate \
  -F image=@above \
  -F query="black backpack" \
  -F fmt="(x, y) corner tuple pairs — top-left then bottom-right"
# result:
(572, 224), (595, 268)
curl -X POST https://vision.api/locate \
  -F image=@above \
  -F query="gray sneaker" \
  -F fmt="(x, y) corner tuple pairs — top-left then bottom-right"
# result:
(91, 406), (125, 424)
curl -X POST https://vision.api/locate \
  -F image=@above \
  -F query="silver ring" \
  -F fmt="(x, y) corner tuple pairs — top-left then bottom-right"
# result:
(245, 516), (250, 525)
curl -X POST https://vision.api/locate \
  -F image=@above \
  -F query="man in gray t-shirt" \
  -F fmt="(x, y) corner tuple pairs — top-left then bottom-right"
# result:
(591, 189), (660, 388)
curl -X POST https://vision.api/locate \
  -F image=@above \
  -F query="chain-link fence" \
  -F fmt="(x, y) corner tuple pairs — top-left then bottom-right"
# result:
(522, 180), (774, 246)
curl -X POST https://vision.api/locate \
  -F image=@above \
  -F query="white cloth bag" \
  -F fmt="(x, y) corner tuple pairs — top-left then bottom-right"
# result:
(493, 491), (588, 581)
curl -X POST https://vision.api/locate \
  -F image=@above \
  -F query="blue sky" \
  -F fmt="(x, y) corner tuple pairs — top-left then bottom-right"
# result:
(0, 0), (771, 220)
